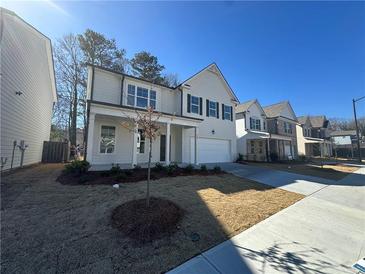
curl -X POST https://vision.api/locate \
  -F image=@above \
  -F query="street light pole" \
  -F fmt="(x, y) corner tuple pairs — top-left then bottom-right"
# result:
(353, 96), (365, 163)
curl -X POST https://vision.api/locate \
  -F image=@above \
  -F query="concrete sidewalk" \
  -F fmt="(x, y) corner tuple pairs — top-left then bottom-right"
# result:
(168, 165), (365, 274)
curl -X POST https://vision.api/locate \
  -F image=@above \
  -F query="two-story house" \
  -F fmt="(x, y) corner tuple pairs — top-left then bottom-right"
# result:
(1, 8), (57, 170)
(296, 115), (332, 157)
(85, 63), (238, 168)
(236, 99), (269, 161)
(263, 101), (298, 160)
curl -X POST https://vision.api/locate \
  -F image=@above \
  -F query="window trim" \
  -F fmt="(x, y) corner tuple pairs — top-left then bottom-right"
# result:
(209, 100), (217, 117)
(126, 84), (157, 110)
(223, 105), (232, 120)
(250, 117), (261, 131)
(190, 95), (200, 114)
(99, 125), (116, 155)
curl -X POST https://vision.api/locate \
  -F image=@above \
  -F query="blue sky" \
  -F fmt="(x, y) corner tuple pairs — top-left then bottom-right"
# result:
(3, 1), (365, 118)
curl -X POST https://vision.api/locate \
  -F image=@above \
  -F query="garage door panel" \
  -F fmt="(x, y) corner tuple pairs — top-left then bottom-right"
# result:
(190, 138), (231, 163)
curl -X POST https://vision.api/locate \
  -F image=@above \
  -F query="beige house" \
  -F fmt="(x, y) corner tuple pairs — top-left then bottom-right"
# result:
(296, 115), (332, 158)
(236, 99), (269, 161)
(263, 101), (298, 160)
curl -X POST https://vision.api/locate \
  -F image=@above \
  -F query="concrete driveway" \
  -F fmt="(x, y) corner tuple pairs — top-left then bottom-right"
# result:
(169, 164), (365, 274)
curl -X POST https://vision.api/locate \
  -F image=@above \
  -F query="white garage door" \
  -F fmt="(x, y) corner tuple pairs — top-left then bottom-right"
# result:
(190, 138), (231, 163)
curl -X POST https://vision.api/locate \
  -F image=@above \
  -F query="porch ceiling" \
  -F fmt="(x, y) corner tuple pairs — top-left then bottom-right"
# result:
(270, 134), (292, 141)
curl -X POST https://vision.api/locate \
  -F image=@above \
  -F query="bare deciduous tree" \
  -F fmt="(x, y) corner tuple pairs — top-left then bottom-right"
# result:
(121, 107), (161, 207)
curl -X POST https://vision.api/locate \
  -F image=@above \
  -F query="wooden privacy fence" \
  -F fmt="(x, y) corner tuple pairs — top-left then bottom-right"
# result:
(42, 141), (69, 163)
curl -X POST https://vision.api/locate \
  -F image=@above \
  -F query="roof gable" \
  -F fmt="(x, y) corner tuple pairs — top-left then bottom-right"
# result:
(263, 101), (297, 121)
(179, 63), (239, 102)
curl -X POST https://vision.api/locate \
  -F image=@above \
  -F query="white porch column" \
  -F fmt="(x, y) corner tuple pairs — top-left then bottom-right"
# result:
(132, 123), (138, 167)
(165, 122), (171, 165)
(86, 113), (95, 163)
(194, 127), (199, 165)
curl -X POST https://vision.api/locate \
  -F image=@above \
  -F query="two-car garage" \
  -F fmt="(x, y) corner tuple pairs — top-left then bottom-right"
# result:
(190, 137), (231, 163)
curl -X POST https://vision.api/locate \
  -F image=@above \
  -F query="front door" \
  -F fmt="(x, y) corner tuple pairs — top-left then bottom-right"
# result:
(160, 135), (166, 162)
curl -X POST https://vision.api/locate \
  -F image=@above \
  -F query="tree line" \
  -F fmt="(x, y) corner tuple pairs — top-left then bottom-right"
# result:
(51, 29), (178, 146)
(329, 117), (365, 136)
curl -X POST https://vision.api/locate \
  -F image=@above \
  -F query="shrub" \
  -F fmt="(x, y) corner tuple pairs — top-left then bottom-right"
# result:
(153, 162), (166, 172)
(110, 164), (122, 175)
(184, 164), (194, 173)
(170, 162), (179, 169)
(134, 164), (142, 170)
(125, 170), (133, 176)
(270, 152), (278, 162)
(65, 160), (90, 175)
(298, 154), (307, 162)
(78, 174), (92, 184)
(116, 173), (127, 181)
(213, 165), (221, 173)
(100, 171), (110, 177)
(237, 153), (244, 162)
(200, 164), (207, 172)
(167, 163), (177, 176)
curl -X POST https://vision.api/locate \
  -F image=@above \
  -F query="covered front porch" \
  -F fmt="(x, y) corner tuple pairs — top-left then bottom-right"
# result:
(269, 134), (295, 161)
(304, 137), (332, 158)
(242, 131), (270, 162)
(86, 103), (202, 170)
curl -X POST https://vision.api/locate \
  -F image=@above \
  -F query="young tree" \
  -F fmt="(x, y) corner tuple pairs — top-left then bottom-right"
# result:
(130, 51), (165, 83)
(161, 73), (179, 87)
(121, 107), (161, 207)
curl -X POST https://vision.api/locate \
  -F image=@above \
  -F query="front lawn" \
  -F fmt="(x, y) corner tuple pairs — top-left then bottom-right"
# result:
(1, 164), (303, 273)
(248, 162), (358, 180)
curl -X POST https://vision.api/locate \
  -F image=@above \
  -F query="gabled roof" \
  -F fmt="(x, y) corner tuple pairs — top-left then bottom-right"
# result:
(236, 99), (266, 116)
(297, 115), (328, 128)
(263, 101), (297, 121)
(1, 8), (57, 103)
(177, 63), (239, 102)
(236, 99), (256, 113)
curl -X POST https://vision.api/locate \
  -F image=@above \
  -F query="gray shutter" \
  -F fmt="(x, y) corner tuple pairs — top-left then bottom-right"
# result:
(199, 97), (203, 115)
(216, 102), (219, 118)
(250, 117), (252, 129)
(187, 94), (191, 113)
(206, 99), (209, 117)
(222, 104), (225, 120)
(230, 106), (233, 121)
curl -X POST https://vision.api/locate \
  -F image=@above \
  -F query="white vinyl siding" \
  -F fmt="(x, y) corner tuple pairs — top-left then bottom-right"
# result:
(1, 10), (55, 170)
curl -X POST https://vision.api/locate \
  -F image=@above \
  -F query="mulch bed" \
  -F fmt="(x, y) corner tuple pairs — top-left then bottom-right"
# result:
(57, 166), (225, 185)
(111, 197), (184, 243)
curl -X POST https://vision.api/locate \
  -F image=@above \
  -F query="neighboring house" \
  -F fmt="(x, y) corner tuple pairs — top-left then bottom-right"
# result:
(330, 130), (364, 158)
(236, 99), (269, 161)
(0, 8), (57, 170)
(263, 101), (298, 160)
(85, 63), (238, 168)
(296, 115), (332, 158)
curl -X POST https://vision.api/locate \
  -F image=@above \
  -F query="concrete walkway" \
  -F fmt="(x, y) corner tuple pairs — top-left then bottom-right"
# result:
(169, 164), (365, 274)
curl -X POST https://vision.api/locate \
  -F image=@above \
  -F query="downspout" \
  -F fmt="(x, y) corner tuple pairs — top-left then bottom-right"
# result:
(84, 67), (95, 161)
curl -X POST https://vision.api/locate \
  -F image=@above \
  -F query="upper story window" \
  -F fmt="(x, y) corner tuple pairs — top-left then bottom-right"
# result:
(223, 105), (232, 121)
(127, 84), (156, 109)
(137, 129), (145, 153)
(100, 126), (115, 154)
(284, 122), (293, 134)
(250, 118), (261, 131)
(209, 101), (217, 117)
(191, 95), (200, 114)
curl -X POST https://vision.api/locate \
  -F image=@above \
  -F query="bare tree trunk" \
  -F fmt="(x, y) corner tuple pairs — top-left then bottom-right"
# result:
(146, 138), (152, 208)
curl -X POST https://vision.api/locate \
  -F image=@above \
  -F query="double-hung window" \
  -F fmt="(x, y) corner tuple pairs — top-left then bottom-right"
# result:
(284, 122), (293, 134)
(209, 101), (217, 117)
(191, 96), (200, 114)
(150, 90), (156, 109)
(100, 126), (115, 154)
(136, 87), (149, 108)
(127, 84), (157, 109)
(224, 105), (232, 120)
(127, 85), (135, 106)
(250, 118), (261, 130)
(137, 129), (145, 153)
